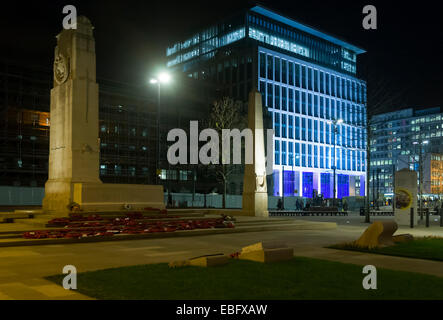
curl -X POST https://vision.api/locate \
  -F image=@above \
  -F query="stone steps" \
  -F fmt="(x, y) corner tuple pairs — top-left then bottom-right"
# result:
(0, 220), (336, 247)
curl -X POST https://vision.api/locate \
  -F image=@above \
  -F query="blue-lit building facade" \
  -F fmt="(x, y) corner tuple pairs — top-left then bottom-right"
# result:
(166, 6), (367, 199)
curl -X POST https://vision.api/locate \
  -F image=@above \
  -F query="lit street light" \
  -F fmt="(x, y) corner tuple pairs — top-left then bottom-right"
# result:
(149, 72), (172, 187)
(327, 118), (343, 206)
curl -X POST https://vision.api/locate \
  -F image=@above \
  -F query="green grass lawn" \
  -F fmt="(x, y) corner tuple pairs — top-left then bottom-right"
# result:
(46, 257), (443, 300)
(330, 237), (443, 262)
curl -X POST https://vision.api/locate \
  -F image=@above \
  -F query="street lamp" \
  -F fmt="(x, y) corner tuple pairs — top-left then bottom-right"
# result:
(328, 119), (343, 206)
(413, 140), (429, 220)
(149, 72), (172, 187)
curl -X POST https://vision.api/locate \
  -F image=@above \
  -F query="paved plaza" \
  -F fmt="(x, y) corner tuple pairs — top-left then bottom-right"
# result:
(0, 215), (443, 299)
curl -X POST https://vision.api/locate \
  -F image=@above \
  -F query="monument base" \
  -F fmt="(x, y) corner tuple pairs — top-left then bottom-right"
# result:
(43, 181), (165, 216)
(242, 192), (269, 217)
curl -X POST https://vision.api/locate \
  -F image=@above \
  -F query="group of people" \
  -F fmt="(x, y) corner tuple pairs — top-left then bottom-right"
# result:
(276, 197), (349, 211)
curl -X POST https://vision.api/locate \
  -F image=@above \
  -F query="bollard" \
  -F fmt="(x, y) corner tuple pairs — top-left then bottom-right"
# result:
(440, 208), (443, 227)
(426, 208), (430, 228)
(410, 207), (414, 228)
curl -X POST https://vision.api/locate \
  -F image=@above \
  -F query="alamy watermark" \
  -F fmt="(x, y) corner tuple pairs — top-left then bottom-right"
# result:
(62, 5), (77, 29)
(167, 121), (274, 175)
(362, 265), (377, 290)
(362, 5), (377, 30)
(62, 265), (77, 290)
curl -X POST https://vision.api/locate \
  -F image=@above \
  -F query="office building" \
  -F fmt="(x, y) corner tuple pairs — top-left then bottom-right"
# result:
(370, 107), (443, 199)
(166, 5), (367, 199)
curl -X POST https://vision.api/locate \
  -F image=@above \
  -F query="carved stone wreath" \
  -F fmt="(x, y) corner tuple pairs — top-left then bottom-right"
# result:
(54, 50), (69, 85)
(256, 175), (265, 191)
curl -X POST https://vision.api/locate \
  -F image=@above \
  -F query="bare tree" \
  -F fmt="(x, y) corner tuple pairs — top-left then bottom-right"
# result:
(361, 67), (410, 222)
(207, 97), (247, 208)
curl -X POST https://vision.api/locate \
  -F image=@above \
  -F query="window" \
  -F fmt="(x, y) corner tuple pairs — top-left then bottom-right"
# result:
(302, 92), (307, 115)
(302, 66), (307, 89)
(314, 69), (319, 91)
(294, 63), (300, 87)
(275, 58), (280, 82)
(308, 145), (312, 167)
(331, 100), (335, 119)
(320, 121), (324, 143)
(314, 120), (318, 142)
(307, 68), (313, 91)
(288, 62), (294, 86)
(319, 96), (324, 118)
(281, 114), (287, 138)
(308, 119), (312, 141)
(302, 144), (306, 167)
(267, 55), (273, 79)
(319, 71), (325, 93)
(282, 141), (287, 165)
(282, 87), (287, 111)
(308, 93), (313, 116)
(288, 116), (294, 139)
(295, 116), (300, 139)
(336, 101), (341, 120)
(325, 73), (330, 95)
(274, 113), (280, 137)
(314, 145), (318, 168)
(275, 140), (280, 165)
(325, 123), (330, 144)
(295, 143), (300, 166)
(282, 60), (287, 84)
(274, 85), (280, 109)
(320, 146), (324, 168)
(331, 75), (336, 96)
(288, 142), (294, 166)
(325, 146), (330, 169)
(325, 98), (330, 120)
(267, 83), (273, 107)
(259, 52), (266, 78)
(314, 95), (319, 117)
(295, 90), (300, 113)
(301, 118), (306, 140)
(288, 89), (294, 112)
(347, 126), (351, 147)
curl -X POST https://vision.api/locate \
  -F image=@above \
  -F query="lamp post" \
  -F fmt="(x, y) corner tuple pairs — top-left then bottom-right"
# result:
(413, 140), (429, 220)
(328, 119), (343, 206)
(150, 72), (171, 187)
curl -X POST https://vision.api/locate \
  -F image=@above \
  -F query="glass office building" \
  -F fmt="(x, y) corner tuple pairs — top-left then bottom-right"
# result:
(166, 5), (367, 199)
(370, 107), (443, 199)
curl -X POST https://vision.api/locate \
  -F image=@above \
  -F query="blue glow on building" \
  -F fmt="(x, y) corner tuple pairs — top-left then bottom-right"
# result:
(166, 5), (367, 199)
(249, 27), (309, 58)
(321, 173), (331, 199)
(302, 172), (314, 198)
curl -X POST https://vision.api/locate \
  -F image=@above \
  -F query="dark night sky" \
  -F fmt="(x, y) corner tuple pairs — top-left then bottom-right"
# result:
(1, 0), (442, 110)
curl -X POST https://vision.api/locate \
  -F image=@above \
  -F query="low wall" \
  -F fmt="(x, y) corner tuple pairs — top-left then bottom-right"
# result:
(0, 186), (363, 211)
(0, 186), (45, 205)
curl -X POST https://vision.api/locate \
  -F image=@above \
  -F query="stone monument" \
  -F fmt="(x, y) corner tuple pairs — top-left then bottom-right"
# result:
(42, 16), (164, 216)
(242, 90), (269, 217)
(394, 168), (418, 226)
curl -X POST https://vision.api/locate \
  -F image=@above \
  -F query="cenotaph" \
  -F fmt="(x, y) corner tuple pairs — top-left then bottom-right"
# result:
(42, 16), (164, 216)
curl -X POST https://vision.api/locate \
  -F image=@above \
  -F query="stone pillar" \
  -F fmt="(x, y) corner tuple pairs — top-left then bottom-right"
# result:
(242, 91), (269, 217)
(43, 17), (100, 215)
(394, 169), (418, 226)
(42, 16), (165, 216)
